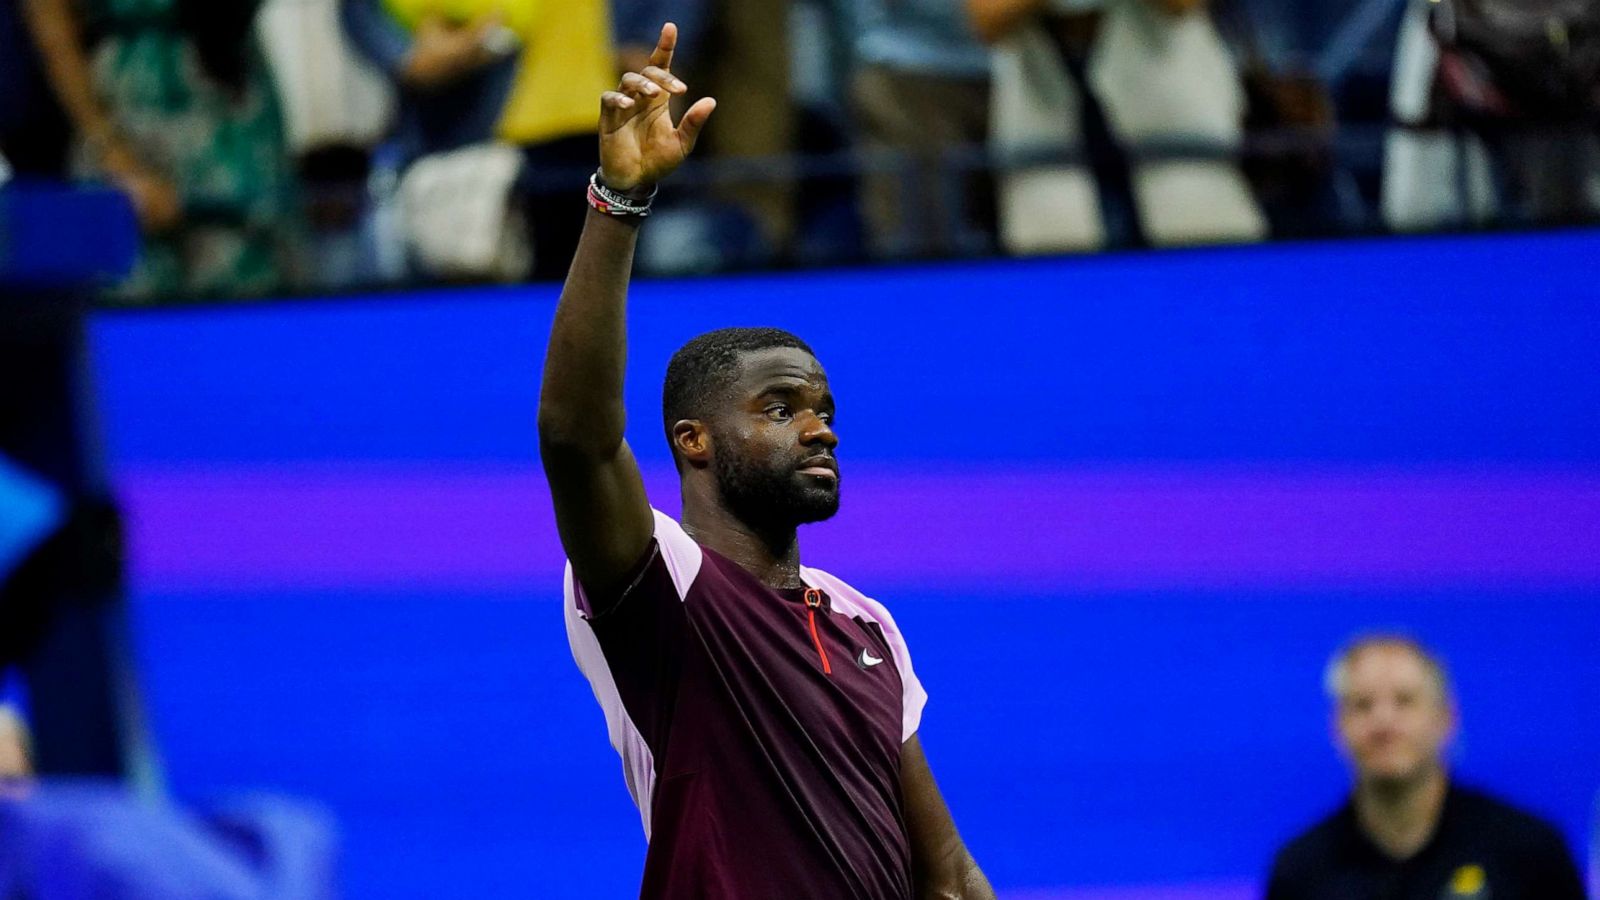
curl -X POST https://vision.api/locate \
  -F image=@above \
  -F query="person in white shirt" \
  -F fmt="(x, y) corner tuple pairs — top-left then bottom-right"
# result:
(970, 0), (1267, 252)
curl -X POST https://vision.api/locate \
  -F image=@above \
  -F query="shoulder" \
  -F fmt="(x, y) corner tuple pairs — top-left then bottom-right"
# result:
(647, 509), (705, 588)
(1449, 785), (1571, 851)
(564, 510), (706, 618)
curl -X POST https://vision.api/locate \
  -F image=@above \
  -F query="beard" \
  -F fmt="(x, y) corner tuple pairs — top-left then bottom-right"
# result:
(712, 436), (840, 531)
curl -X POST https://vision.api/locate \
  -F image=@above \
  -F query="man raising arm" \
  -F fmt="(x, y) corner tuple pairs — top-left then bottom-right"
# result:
(539, 23), (995, 899)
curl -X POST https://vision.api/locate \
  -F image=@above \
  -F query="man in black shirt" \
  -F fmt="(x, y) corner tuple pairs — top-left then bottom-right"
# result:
(1266, 635), (1586, 900)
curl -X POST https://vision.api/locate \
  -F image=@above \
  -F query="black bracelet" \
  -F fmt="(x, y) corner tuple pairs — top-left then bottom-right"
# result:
(588, 171), (658, 217)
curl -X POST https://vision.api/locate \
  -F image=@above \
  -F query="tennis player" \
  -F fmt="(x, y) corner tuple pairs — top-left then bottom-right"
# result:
(538, 22), (996, 900)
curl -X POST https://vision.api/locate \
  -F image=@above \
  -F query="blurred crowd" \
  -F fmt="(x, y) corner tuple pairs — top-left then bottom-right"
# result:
(2, 0), (1598, 300)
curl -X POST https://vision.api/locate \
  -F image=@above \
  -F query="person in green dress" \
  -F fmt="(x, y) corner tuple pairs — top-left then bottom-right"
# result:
(20, 0), (301, 300)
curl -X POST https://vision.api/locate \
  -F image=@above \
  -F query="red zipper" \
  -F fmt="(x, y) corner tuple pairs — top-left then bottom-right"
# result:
(803, 588), (832, 675)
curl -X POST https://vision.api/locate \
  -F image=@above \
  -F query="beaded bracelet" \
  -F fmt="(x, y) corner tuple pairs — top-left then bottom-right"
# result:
(587, 171), (658, 218)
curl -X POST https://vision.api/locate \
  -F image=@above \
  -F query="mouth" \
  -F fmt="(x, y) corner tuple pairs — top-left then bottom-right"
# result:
(797, 457), (839, 482)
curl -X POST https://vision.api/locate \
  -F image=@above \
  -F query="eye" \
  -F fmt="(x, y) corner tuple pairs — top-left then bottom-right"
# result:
(817, 411), (834, 425)
(765, 403), (792, 422)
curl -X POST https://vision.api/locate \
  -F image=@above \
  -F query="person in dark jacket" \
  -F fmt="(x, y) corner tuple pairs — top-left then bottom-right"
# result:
(1266, 635), (1586, 900)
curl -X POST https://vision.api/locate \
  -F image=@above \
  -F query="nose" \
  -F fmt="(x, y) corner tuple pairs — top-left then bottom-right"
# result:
(1366, 700), (1404, 733)
(799, 411), (838, 449)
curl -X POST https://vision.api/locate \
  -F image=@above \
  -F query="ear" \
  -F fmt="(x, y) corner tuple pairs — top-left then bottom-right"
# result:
(1440, 697), (1460, 743)
(1328, 708), (1351, 758)
(671, 419), (712, 468)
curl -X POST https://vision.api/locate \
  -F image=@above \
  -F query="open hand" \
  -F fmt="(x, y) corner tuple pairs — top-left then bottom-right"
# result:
(100, 143), (181, 233)
(598, 23), (715, 192)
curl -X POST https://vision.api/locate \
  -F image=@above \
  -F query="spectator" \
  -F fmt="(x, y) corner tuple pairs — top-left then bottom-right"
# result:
(1266, 635), (1586, 900)
(969, 0), (1266, 252)
(340, 0), (615, 280)
(1383, 0), (1600, 232)
(679, 0), (800, 257)
(19, 0), (301, 300)
(838, 0), (996, 258)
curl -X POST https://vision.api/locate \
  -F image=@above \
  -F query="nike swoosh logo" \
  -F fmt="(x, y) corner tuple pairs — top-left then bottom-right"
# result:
(858, 649), (884, 668)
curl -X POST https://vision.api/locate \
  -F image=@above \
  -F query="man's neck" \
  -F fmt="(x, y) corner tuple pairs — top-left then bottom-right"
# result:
(1353, 766), (1449, 861)
(682, 498), (804, 589)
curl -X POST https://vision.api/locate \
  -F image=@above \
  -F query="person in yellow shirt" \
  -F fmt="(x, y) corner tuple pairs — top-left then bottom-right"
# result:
(340, 0), (616, 278)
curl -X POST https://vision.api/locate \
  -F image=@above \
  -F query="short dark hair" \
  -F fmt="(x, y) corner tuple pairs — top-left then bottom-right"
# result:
(662, 327), (815, 447)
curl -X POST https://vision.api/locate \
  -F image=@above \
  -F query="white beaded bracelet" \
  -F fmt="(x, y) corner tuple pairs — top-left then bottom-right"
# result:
(587, 171), (658, 217)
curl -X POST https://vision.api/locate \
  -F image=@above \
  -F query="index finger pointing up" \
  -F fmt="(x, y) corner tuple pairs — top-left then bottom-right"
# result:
(649, 22), (677, 71)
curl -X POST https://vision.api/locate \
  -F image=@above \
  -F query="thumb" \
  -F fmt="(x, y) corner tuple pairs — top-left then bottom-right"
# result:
(676, 97), (717, 155)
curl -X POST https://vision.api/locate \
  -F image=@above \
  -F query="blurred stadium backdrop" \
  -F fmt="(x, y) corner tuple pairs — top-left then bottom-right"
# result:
(91, 230), (1600, 898)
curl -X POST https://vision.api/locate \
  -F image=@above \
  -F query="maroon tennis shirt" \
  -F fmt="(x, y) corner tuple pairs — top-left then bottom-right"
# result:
(564, 510), (928, 899)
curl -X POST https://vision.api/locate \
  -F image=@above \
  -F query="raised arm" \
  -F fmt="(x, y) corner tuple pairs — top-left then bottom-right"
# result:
(537, 23), (715, 599)
(902, 736), (997, 900)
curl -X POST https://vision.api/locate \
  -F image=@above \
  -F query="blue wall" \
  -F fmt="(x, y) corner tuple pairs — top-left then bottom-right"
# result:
(91, 231), (1600, 898)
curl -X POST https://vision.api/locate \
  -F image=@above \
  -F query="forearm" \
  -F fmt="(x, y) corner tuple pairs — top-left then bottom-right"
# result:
(918, 845), (996, 900)
(22, 0), (117, 144)
(537, 210), (641, 454)
(957, 853), (996, 900)
(967, 0), (1047, 44)
(903, 736), (996, 900)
